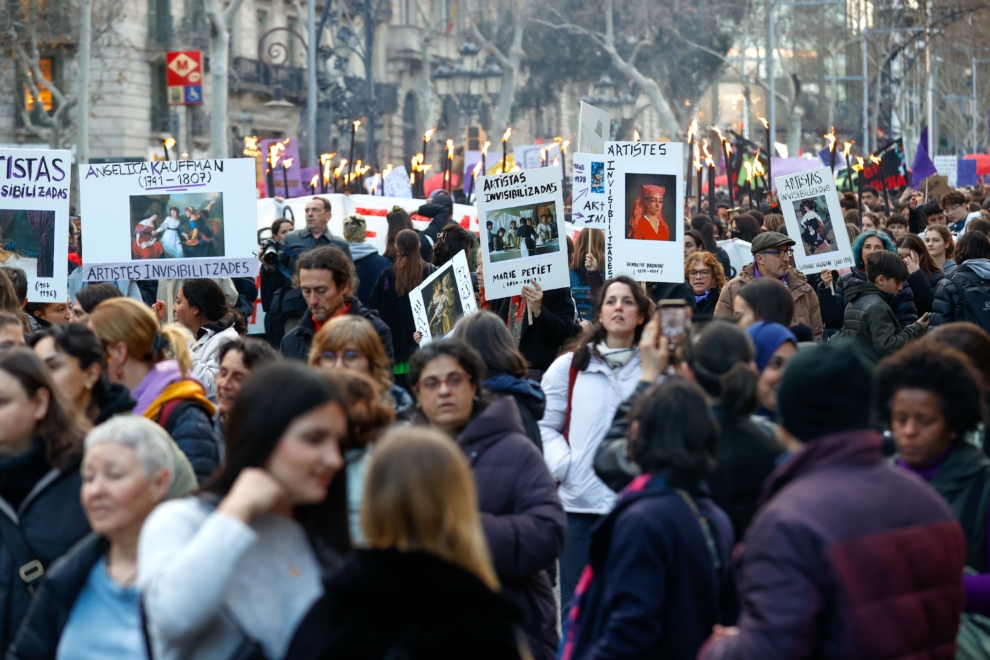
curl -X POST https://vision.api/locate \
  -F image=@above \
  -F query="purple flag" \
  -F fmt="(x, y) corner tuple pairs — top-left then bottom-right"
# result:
(911, 126), (937, 187)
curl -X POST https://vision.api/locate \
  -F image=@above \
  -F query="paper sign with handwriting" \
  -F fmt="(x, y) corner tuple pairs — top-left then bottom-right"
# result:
(776, 166), (854, 274)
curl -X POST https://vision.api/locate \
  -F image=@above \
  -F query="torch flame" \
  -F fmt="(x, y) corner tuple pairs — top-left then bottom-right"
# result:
(712, 126), (725, 143)
(282, 158), (293, 169)
(824, 127), (836, 151)
(561, 140), (570, 153)
(424, 127), (436, 142)
(481, 140), (491, 155)
(757, 114), (769, 130)
(502, 127), (512, 142)
(383, 164), (393, 179)
(323, 159), (333, 182)
(701, 140), (713, 161)
(843, 141), (854, 157)
(552, 156), (560, 166)
(633, 130), (641, 142)
(687, 119), (698, 142)
(743, 161), (753, 182)
(446, 139), (454, 158)
(163, 137), (176, 150)
(353, 120), (362, 131)
(268, 142), (286, 167)
(310, 175), (319, 188)
(869, 154), (882, 166)
(472, 161), (482, 176)
(540, 147), (547, 162)
(853, 156), (865, 172)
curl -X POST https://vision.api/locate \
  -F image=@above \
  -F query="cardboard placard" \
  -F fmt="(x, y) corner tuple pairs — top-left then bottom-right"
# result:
(570, 153), (607, 228)
(0, 148), (71, 302)
(410, 250), (477, 344)
(776, 166), (854, 274)
(79, 158), (258, 282)
(604, 141), (684, 282)
(578, 102), (611, 154)
(477, 166), (569, 298)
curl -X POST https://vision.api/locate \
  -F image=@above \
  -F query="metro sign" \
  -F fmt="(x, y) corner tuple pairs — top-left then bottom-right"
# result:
(166, 51), (203, 106)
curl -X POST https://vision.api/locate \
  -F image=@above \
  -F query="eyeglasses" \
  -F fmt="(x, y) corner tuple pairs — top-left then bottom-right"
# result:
(944, 204), (963, 213)
(322, 349), (364, 366)
(418, 371), (470, 392)
(689, 269), (711, 278)
(758, 248), (794, 258)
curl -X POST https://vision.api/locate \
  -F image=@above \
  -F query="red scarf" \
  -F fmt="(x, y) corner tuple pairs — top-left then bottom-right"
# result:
(312, 302), (351, 334)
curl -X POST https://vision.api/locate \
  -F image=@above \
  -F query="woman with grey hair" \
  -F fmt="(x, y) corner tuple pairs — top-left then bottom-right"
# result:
(8, 416), (196, 660)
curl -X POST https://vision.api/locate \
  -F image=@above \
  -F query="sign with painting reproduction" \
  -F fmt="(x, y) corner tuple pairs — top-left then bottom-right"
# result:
(776, 165), (854, 274)
(604, 141), (684, 282)
(410, 250), (477, 344)
(0, 148), (71, 302)
(79, 158), (258, 282)
(477, 165), (569, 298)
(571, 152), (606, 228)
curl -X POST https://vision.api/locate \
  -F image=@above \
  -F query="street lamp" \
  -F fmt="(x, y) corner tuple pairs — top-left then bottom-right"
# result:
(258, 27), (306, 109)
(584, 74), (636, 114)
(434, 40), (503, 122)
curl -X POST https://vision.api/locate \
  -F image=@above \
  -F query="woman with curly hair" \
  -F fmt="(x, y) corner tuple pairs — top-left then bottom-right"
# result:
(876, 340), (990, 615)
(685, 251), (727, 320)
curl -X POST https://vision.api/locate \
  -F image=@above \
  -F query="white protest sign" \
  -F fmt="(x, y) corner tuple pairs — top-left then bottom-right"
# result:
(513, 144), (561, 171)
(578, 102), (611, 154)
(0, 148), (71, 302)
(382, 165), (413, 198)
(604, 141), (684, 282)
(478, 165), (569, 298)
(776, 166), (854, 274)
(934, 155), (958, 187)
(410, 250), (476, 344)
(79, 158), (258, 282)
(571, 153), (607, 229)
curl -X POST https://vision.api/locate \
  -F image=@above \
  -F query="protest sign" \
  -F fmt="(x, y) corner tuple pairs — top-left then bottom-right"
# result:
(410, 250), (476, 344)
(477, 165), (568, 298)
(79, 158), (258, 282)
(604, 141), (684, 282)
(382, 165), (413, 198)
(570, 153), (606, 228)
(578, 102), (611, 154)
(513, 144), (561, 171)
(776, 166), (854, 274)
(934, 156), (958, 187)
(958, 158), (978, 186)
(0, 147), (71, 302)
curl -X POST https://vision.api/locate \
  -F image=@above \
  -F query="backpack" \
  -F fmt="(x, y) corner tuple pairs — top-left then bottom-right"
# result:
(155, 398), (212, 436)
(958, 275), (990, 332)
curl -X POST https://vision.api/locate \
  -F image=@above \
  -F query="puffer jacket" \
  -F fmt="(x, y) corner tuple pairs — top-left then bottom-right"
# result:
(904, 268), (945, 315)
(930, 258), (990, 328)
(842, 282), (925, 364)
(456, 397), (566, 660)
(483, 373), (546, 452)
(714, 263), (824, 340)
(540, 349), (643, 514)
(190, 320), (240, 399)
(280, 296), (394, 363)
(835, 268), (918, 328)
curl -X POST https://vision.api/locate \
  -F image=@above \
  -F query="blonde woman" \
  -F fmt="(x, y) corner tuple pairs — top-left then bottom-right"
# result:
(286, 427), (530, 659)
(89, 298), (218, 482)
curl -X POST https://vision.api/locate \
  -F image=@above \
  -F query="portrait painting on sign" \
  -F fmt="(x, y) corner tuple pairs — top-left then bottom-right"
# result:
(793, 195), (838, 256)
(129, 192), (226, 260)
(0, 209), (56, 277)
(426, 264), (465, 339)
(624, 173), (677, 242)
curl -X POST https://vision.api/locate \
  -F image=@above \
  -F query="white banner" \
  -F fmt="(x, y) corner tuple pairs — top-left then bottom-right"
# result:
(0, 148), (71, 302)
(79, 158), (258, 282)
(578, 102), (611, 154)
(571, 153), (607, 229)
(604, 141), (684, 283)
(477, 166), (569, 298)
(410, 250), (477, 344)
(776, 166), (854, 274)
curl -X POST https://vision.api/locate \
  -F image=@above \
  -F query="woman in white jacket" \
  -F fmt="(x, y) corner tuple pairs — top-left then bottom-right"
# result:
(172, 279), (244, 398)
(539, 274), (654, 610)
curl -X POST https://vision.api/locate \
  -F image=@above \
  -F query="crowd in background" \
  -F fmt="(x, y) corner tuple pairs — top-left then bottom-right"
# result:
(1, 181), (990, 659)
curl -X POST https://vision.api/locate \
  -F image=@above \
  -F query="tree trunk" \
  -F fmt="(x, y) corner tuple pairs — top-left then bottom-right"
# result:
(205, 0), (245, 159)
(77, 0), (91, 164)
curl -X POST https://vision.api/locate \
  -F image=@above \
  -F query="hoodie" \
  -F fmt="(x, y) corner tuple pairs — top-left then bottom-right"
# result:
(348, 241), (391, 308)
(843, 282), (925, 364)
(483, 374), (546, 452)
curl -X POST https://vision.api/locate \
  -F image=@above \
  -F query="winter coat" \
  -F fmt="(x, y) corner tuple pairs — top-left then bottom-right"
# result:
(715, 263), (824, 340)
(282, 226), (352, 269)
(694, 288), (720, 320)
(904, 267), (945, 315)
(7, 534), (109, 660)
(189, 320), (240, 399)
(836, 268), (919, 328)
(699, 430), (966, 660)
(567, 476), (738, 660)
(92, 382), (136, 425)
(493, 288), (582, 374)
(811, 273), (844, 332)
(456, 397), (566, 660)
(349, 242), (391, 308)
(370, 264), (436, 364)
(842, 282), (925, 365)
(483, 374), (546, 452)
(540, 349), (643, 514)
(0, 454), (90, 651)
(286, 549), (527, 660)
(280, 296), (394, 362)
(645, 281), (698, 310)
(418, 197), (454, 242)
(931, 258), (990, 328)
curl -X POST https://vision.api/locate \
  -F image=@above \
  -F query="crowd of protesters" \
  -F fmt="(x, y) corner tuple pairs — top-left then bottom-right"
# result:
(3, 181), (990, 660)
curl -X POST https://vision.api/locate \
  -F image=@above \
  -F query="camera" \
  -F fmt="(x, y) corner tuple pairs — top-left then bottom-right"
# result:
(260, 238), (280, 266)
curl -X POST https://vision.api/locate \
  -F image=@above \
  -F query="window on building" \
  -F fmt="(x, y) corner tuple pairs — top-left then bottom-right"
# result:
(150, 63), (171, 133)
(24, 58), (54, 112)
(149, 0), (172, 44)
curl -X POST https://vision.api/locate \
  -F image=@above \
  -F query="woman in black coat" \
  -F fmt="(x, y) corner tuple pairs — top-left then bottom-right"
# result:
(410, 341), (565, 660)
(686, 250), (726, 320)
(0, 350), (91, 651)
(897, 233), (945, 315)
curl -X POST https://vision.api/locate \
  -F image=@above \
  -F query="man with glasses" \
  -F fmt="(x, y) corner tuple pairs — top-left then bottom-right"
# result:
(714, 232), (823, 340)
(941, 191), (972, 234)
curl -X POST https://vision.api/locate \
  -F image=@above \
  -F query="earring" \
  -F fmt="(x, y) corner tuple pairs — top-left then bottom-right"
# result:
(85, 383), (92, 390)
(115, 366), (124, 379)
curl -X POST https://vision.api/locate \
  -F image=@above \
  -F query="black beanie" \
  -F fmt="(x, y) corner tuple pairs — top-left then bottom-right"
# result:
(776, 340), (873, 442)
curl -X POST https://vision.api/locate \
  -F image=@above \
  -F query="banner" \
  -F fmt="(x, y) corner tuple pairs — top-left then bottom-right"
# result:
(477, 166), (569, 298)
(570, 153), (606, 228)
(79, 158), (258, 282)
(604, 141), (684, 282)
(578, 102), (611, 154)
(934, 155), (958, 187)
(776, 166), (854, 274)
(958, 158), (979, 186)
(835, 139), (909, 193)
(0, 148), (71, 302)
(730, 132), (769, 189)
(410, 250), (476, 344)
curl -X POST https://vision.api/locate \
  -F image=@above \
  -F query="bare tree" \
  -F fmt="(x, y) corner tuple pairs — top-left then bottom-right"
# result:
(205, 0), (247, 158)
(467, 0), (528, 138)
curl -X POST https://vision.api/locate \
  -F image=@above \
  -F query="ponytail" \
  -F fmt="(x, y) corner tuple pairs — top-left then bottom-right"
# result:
(155, 324), (194, 376)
